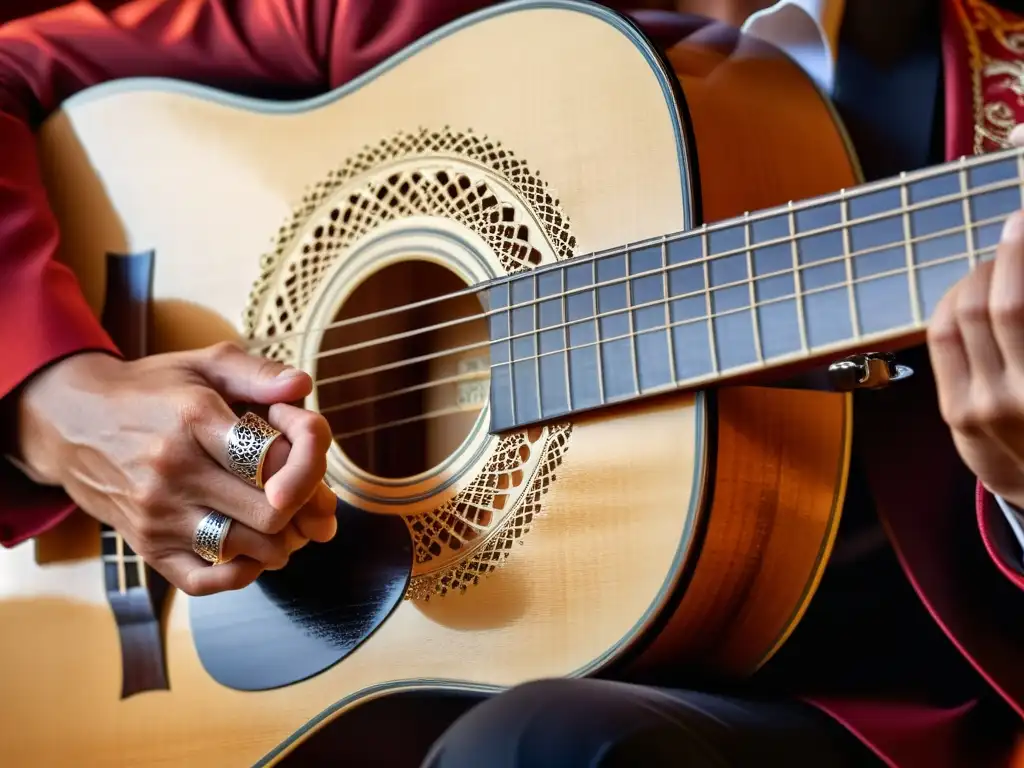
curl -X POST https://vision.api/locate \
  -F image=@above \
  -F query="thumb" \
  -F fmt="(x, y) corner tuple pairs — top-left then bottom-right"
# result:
(188, 341), (313, 404)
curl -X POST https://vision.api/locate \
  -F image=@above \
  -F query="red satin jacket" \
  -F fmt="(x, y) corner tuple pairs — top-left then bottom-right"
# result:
(1, 2), (1023, 766)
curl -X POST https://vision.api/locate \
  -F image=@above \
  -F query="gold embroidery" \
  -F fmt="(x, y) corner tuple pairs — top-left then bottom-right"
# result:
(953, 0), (1024, 153)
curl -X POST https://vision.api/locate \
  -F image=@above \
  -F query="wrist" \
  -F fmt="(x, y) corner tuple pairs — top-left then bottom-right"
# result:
(16, 351), (124, 486)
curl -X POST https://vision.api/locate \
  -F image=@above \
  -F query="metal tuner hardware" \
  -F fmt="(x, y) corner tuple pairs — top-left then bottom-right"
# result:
(827, 352), (914, 391)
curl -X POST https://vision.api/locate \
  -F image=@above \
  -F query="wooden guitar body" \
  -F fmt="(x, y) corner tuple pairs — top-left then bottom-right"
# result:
(0, 3), (855, 765)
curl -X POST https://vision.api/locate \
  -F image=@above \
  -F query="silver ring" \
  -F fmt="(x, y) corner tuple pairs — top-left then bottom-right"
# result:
(192, 511), (232, 564)
(227, 412), (281, 489)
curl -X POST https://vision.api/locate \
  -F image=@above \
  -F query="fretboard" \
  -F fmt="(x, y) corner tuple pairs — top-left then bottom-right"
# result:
(486, 146), (1024, 433)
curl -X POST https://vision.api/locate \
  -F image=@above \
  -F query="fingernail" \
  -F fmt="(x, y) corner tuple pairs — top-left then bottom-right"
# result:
(275, 366), (304, 380)
(1002, 211), (1024, 242)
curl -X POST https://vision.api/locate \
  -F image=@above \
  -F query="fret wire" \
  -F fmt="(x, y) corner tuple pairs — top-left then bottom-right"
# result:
(116, 532), (126, 596)
(592, 257), (606, 404)
(788, 202), (809, 353)
(313, 177), (1023, 378)
(488, 244), (999, 397)
(839, 190), (861, 339)
(485, 209), (1008, 351)
(532, 271), (542, 416)
(624, 246), (641, 394)
(102, 525), (148, 593)
(700, 226), (720, 374)
(560, 265), (572, 412)
(506, 285), (517, 425)
(316, 191), (1018, 395)
(490, 243), (998, 372)
(253, 148), (1024, 354)
(333, 208), (1010, 396)
(960, 157), (977, 269)
(899, 173), (923, 325)
(483, 179), (1017, 320)
(660, 236), (677, 384)
(103, 554), (140, 563)
(742, 212), (765, 364)
(499, 154), (1022, 291)
(513, 148), (1021, 276)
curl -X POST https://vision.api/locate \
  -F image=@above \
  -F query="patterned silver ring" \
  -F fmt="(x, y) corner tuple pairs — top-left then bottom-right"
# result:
(227, 411), (282, 489)
(192, 511), (232, 564)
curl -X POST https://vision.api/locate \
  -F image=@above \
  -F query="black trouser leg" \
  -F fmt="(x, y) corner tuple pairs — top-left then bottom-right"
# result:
(421, 679), (882, 768)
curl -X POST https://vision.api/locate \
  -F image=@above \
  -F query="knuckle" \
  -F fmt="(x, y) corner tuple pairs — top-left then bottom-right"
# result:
(263, 540), (292, 571)
(942, 401), (974, 432)
(251, 506), (290, 535)
(232, 496), (271, 531)
(205, 340), (244, 363)
(305, 447), (329, 480)
(132, 474), (167, 513)
(177, 387), (221, 429)
(181, 571), (212, 598)
(130, 508), (162, 545)
(965, 387), (1015, 430)
(264, 509), (292, 535)
(292, 409), (318, 436)
(926, 315), (958, 348)
(312, 414), (333, 450)
(147, 436), (185, 476)
(954, 294), (990, 325)
(990, 299), (1024, 329)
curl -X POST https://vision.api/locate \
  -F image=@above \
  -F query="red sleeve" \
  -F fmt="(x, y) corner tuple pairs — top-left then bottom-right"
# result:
(976, 482), (1024, 591)
(0, 0), (498, 546)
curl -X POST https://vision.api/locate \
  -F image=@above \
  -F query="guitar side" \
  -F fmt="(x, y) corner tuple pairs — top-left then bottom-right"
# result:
(0, 4), (853, 766)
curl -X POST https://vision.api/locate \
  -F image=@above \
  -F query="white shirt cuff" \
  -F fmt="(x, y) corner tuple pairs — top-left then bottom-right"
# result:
(993, 493), (1024, 567)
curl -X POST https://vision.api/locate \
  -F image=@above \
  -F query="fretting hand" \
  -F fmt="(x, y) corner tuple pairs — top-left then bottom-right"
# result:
(15, 342), (337, 596)
(929, 124), (1024, 509)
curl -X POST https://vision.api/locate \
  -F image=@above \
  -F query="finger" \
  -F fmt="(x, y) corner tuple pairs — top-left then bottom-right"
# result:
(183, 385), (283, 478)
(183, 390), (331, 533)
(954, 259), (1004, 378)
(157, 551), (264, 597)
(187, 394), (329, 516)
(927, 281), (972, 424)
(261, 403), (333, 514)
(989, 211), (1024, 373)
(182, 396), (297, 531)
(293, 484), (339, 543)
(190, 509), (304, 570)
(284, 520), (315, 551)
(188, 341), (313, 405)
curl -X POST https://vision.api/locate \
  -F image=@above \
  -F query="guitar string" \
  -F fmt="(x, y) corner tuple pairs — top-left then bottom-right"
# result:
(309, 204), (1009, 370)
(243, 147), (1023, 352)
(328, 239), (999, 439)
(312, 207), (1007, 391)
(108, 154), (1023, 564)
(265, 175), (1020, 386)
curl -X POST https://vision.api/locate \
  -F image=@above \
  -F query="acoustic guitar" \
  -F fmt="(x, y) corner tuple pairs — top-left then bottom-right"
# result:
(0, 1), (1014, 765)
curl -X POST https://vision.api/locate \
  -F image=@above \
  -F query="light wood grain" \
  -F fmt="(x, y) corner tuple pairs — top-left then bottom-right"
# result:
(0, 6), (855, 766)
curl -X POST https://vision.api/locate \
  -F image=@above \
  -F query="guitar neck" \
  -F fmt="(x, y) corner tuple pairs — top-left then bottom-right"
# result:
(487, 146), (1024, 433)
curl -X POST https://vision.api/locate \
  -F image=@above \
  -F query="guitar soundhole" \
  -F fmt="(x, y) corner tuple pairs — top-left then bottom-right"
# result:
(316, 259), (489, 480)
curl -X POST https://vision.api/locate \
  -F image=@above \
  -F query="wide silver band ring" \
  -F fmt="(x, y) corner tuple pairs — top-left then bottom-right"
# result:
(192, 511), (232, 565)
(227, 411), (282, 489)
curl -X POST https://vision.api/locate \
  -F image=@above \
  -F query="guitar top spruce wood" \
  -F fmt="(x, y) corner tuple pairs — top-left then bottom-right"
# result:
(1, 2), (1016, 765)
